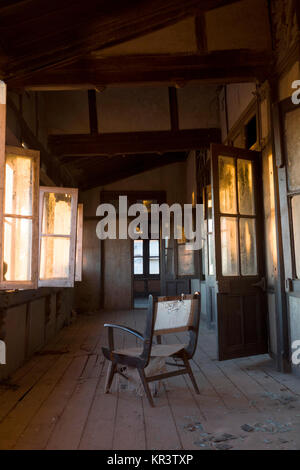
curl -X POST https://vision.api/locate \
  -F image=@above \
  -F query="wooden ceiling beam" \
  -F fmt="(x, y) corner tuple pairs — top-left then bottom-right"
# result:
(1, 0), (242, 80)
(48, 128), (221, 156)
(7, 49), (273, 89)
(78, 152), (187, 190)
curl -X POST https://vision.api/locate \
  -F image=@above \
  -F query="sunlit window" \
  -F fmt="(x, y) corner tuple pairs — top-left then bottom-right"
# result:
(39, 187), (78, 287)
(0, 146), (39, 289)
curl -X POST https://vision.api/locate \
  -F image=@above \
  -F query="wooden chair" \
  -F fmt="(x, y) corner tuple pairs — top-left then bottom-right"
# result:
(102, 293), (201, 407)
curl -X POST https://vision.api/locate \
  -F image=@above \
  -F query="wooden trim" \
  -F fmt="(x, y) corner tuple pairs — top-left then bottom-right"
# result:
(0, 82), (6, 287)
(75, 203), (83, 282)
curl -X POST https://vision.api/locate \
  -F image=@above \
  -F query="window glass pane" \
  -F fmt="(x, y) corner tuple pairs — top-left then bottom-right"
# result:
(134, 257), (143, 275)
(5, 155), (33, 216)
(4, 217), (32, 281)
(178, 244), (195, 276)
(208, 233), (215, 275)
(207, 185), (213, 232)
(149, 258), (160, 275)
(285, 108), (300, 191)
(42, 192), (72, 235)
(134, 240), (143, 257)
(240, 218), (257, 276)
(219, 156), (237, 214)
(221, 217), (239, 276)
(238, 159), (255, 215)
(149, 240), (159, 257)
(292, 195), (300, 278)
(40, 237), (70, 279)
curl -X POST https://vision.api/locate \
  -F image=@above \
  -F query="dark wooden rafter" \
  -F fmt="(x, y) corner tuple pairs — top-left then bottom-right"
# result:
(0, 0), (242, 80)
(195, 14), (208, 52)
(77, 152), (188, 190)
(7, 49), (273, 90)
(87, 89), (98, 135)
(49, 128), (221, 156)
(168, 87), (179, 131)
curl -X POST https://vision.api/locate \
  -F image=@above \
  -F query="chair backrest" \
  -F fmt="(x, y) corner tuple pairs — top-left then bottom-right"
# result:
(153, 295), (199, 335)
(140, 293), (201, 366)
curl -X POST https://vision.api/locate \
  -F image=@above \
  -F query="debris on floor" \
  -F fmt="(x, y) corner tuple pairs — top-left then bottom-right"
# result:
(184, 422), (204, 432)
(241, 424), (254, 432)
(241, 420), (292, 434)
(261, 392), (298, 405)
(193, 432), (238, 451)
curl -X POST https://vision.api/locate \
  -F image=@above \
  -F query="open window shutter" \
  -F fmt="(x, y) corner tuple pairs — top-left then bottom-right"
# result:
(0, 145), (40, 290)
(38, 186), (78, 287)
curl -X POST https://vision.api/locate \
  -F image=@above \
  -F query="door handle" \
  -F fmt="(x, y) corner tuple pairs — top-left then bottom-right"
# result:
(252, 277), (266, 292)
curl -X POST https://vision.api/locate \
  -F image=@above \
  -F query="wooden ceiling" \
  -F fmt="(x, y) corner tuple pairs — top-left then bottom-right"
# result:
(0, 0), (243, 83)
(1, 0), (273, 190)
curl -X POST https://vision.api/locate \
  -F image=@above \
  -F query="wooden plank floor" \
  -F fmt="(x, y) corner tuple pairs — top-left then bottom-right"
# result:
(1, 310), (300, 451)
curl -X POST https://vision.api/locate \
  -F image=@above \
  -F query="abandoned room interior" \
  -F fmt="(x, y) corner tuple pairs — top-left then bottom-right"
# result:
(1, 0), (300, 452)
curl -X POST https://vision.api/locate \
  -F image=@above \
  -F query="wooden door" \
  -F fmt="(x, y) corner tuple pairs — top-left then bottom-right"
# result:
(211, 144), (268, 360)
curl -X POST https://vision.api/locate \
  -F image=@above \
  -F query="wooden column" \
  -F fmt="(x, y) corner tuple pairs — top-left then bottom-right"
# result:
(0, 81), (6, 285)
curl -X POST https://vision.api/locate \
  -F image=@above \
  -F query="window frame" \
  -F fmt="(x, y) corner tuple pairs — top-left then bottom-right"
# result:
(133, 239), (160, 279)
(0, 145), (40, 290)
(75, 203), (83, 282)
(38, 186), (78, 288)
(277, 97), (300, 291)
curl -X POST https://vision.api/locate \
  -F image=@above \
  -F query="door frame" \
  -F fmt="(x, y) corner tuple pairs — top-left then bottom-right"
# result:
(210, 143), (269, 360)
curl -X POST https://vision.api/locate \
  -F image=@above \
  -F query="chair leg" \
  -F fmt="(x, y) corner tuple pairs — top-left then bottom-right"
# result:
(104, 362), (116, 393)
(183, 356), (200, 395)
(137, 368), (154, 407)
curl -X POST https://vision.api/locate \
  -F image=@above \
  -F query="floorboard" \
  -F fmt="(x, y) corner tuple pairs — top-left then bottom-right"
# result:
(0, 310), (299, 451)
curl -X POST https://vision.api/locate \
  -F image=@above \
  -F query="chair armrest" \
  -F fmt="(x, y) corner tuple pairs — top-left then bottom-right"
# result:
(104, 323), (144, 342)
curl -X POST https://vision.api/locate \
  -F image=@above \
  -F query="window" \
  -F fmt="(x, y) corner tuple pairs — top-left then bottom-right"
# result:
(38, 187), (78, 287)
(0, 144), (81, 290)
(205, 185), (214, 276)
(0, 146), (40, 289)
(218, 155), (258, 277)
(149, 240), (159, 274)
(133, 239), (160, 277)
(75, 203), (83, 282)
(284, 106), (300, 280)
(134, 240), (144, 275)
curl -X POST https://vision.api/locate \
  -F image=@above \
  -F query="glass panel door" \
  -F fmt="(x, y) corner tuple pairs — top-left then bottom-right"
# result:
(211, 144), (268, 361)
(216, 154), (258, 278)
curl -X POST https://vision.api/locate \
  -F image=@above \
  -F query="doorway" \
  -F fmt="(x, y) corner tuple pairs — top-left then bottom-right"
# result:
(133, 238), (160, 308)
